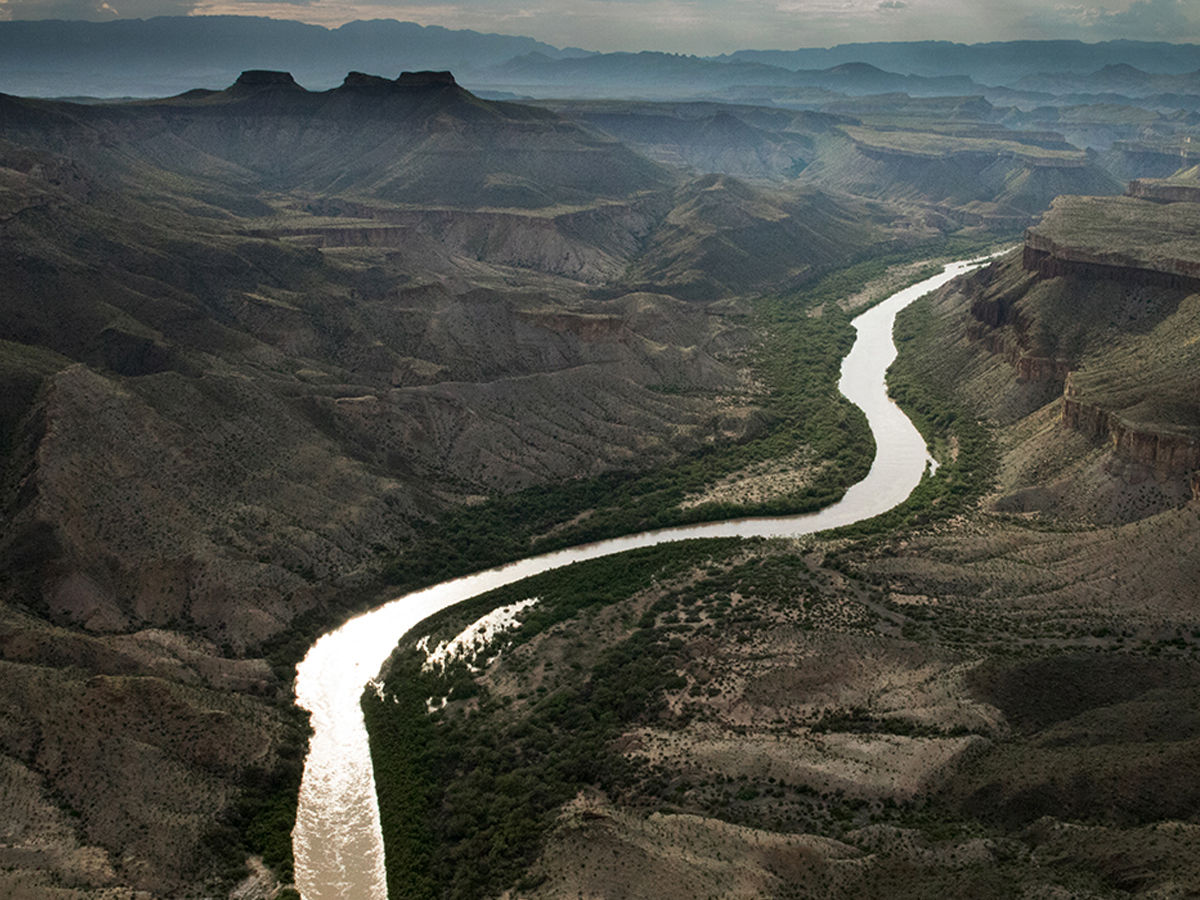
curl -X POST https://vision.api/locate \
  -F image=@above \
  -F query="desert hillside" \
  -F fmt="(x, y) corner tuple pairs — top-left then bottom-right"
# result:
(2, 32), (1199, 898)
(365, 181), (1200, 900)
(0, 70), (951, 897)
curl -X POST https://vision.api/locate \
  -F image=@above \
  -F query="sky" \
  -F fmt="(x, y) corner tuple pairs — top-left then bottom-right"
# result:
(1, 0), (1199, 53)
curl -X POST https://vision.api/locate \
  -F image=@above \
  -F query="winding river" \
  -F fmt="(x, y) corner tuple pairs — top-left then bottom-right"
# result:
(291, 256), (990, 899)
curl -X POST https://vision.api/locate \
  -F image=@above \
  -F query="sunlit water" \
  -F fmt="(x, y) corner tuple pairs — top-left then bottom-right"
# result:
(292, 257), (990, 899)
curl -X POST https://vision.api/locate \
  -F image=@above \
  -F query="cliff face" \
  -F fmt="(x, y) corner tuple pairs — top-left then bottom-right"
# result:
(798, 126), (1121, 222)
(1022, 193), (1200, 288)
(1016, 194), (1200, 483)
(1062, 375), (1200, 477)
(922, 245), (1198, 526)
(1126, 178), (1200, 205)
(946, 194), (1200, 522)
(1022, 237), (1200, 289)
(962, 263), (1071, 388)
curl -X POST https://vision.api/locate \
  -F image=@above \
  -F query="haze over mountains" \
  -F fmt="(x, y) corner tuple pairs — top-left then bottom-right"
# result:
(4, 16), (1200, 100)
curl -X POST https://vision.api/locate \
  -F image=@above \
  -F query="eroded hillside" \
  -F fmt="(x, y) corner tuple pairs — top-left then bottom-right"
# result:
(365, 181), (1200, 900)
(5, 52), (1198, 899)
(0, 71), (947, 897)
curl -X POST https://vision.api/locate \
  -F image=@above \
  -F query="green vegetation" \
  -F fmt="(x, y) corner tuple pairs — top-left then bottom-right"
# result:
(382, 291), (869, 589)
(365, 539), (742, 900)
(366, 539), (975, 897)
(203, 706), (310, 885)
(382, 237), (1004, 592)
(829, 290), (999, 540)
(362, 237), (1012, 898)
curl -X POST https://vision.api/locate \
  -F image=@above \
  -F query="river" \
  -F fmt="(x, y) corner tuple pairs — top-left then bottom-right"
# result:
(290, 255), (990, 899)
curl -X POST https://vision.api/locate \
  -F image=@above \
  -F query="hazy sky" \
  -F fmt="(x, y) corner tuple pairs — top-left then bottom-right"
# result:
(2, 0), (1199, 53)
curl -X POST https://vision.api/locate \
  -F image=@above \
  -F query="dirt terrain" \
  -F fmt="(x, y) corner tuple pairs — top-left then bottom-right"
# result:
(4, 57), (1200, 899)
(369, 185), (1200, 900)
(0, 72), (910, 896)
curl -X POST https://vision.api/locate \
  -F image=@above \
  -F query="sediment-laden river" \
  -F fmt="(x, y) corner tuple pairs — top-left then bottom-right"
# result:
(291, 256), (990, 899)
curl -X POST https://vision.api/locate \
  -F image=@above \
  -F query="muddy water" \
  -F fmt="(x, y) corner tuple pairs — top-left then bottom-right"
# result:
(291, 257), (989, 899)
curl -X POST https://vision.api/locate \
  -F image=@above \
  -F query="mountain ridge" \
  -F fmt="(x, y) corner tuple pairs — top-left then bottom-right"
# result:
(3, 19), (1200, 99)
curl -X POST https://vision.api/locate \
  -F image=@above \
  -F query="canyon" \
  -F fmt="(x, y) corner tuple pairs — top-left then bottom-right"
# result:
(0, 39), (1198, 899)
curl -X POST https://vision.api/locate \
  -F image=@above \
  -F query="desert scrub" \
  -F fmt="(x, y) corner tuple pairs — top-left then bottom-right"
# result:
(827, 290), (999, 541)
(203, 704), (310, 886)
(366, 541), (907, 898)
(364, 539), (742, 900)
(382, 236), (1007, 592)
(383, 298), (867, 589)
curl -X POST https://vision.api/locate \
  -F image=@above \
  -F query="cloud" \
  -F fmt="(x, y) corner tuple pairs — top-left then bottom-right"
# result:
(1026, 0), (1200, 41)
(3, 0), (1197, 51)
(0, 0), (198, 17)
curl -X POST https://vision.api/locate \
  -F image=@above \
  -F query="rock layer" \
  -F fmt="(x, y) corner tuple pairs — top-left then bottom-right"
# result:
(1062, 375), (1200, 477)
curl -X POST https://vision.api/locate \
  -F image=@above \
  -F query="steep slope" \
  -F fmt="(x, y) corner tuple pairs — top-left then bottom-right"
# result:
(945, 192), (1200, 522)
(361, 192), (1200, 900)
(0, 70), (674, 210)
(800, 124), (1121, 222)
(0, 74), (912, 896)
(628, 175), (882, 300)
(0, 139), (760, 646)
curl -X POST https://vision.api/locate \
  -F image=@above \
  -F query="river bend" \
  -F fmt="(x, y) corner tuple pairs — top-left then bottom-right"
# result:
(291, 257), (989, 899)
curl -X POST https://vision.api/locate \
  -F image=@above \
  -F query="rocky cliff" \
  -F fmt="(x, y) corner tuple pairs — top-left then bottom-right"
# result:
(1019, 193), (1200, 482)
(947, 193), (1200, 518)
(798, 124), (1121, 221)
(1126, 177), (1200, 204)
(1062, 375), (1200, 477)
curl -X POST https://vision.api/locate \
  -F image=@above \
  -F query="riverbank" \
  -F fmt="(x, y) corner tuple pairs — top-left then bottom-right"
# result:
(294, 254), (993, 898)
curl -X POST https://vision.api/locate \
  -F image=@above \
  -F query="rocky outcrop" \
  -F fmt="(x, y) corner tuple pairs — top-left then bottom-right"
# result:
(1022, 241), (1200, 290)
(1062, 374), (1200, 477)
(273, 199), (663, 282)
(963, 244), (1198, 480)
(340, 70), (458, 91)
(1022, 194), (1200, 290)
(396, 70), (456, 87)
(230, 69), (301, 90)
(341, 71), (393, 89)
(962, 269), (1070, 387)
(964, 320), (1070, 386)
(1126, 178), (1200, 204)
(1016, 355), (1071, 383)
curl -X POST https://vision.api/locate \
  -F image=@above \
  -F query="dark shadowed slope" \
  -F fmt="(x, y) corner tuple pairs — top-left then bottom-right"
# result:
(1, 70), (673, 209)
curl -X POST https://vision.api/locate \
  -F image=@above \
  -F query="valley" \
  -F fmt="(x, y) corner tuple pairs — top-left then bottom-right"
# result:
(365, 187), (1200, 900)
(0, 25), (1197, 900)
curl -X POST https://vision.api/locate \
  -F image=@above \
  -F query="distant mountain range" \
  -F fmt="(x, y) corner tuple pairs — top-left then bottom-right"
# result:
(1, 17), (1200, 100)
(0, 16), (591, 97)
(1014, 63), (1200, 98)
(478, 53), (981, 99)
(719, 41), (1200, 83)
(0, 68), (670, 209)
